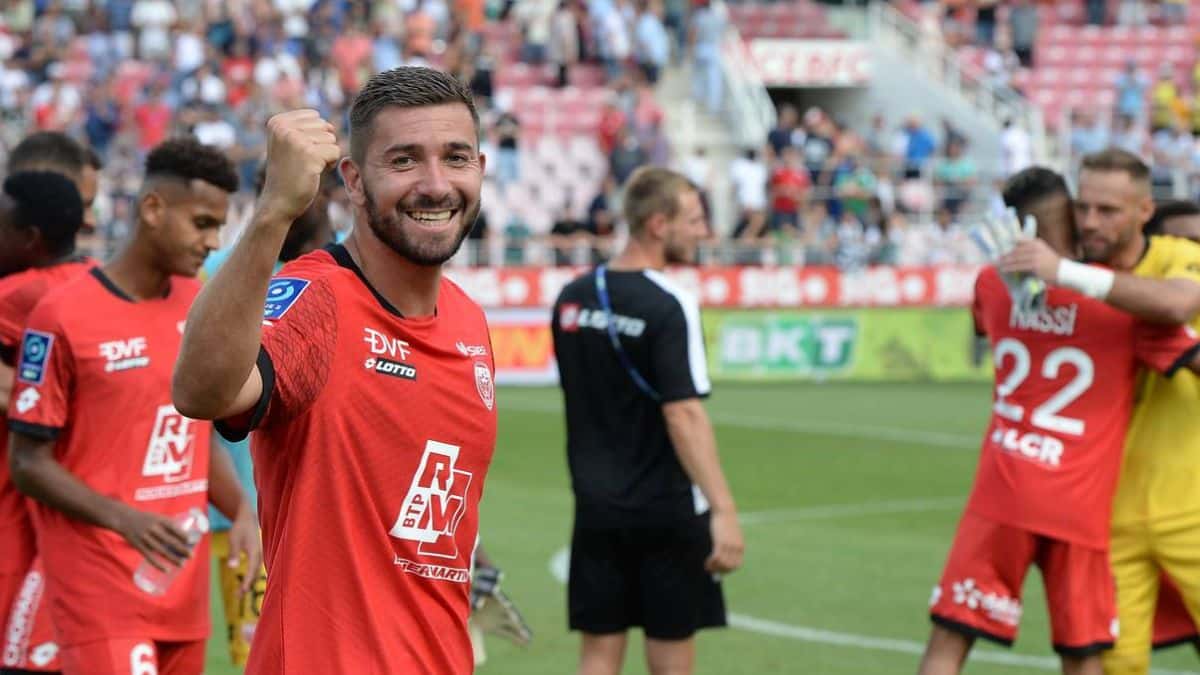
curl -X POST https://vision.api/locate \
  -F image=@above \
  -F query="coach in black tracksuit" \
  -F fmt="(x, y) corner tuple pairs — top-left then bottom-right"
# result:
(552, 166), (745, 675)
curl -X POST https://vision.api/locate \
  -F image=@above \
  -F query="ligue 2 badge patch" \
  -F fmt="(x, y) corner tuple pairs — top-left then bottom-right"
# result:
(263, 278), (311, 320)
(474, 362), (494, 411)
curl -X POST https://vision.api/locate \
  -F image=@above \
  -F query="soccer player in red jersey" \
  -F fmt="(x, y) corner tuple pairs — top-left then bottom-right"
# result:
(0, 172), (91, 674)
(174, 67), (496, 674)
(918, 166), (1200, 675)
(6, 139), (258, 675)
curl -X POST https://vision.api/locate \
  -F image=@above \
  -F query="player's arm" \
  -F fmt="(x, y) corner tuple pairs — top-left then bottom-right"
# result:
(9, 431), (191, 571)
(0, 361), (11, 414)
(172, 110), (340, 421)
(663, 399), (744, 574)
(1000, 237), (1200, 324)
(650, 295), (744, 575)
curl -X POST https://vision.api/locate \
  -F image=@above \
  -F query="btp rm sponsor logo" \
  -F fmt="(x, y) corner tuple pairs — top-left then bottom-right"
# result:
(99, 337), (150, 372)
(363, 327), (417, 380)
(390, 440), (473, 584)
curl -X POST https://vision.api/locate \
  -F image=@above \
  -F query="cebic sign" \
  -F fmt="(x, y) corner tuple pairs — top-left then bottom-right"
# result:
(734, 39), (872, 87)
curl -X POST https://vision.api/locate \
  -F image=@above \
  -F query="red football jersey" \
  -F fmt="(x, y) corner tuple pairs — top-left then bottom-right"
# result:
(6, 269), (211, 646)
(217, 245), (497, 675)
(0, 258), (93, 634)
(966, 267), (1199, 549)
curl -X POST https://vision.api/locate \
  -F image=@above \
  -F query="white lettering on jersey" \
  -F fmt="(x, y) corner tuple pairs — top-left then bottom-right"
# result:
(390, 441), (472, 574)
(99, 337), (151, 372)
(456, 341), (488, 357)
(14, 387), (39, 414)
(28, 642), (57, 668)
(1008, 303), (1078, 336)
(141, 405), (196, 484)
(558, 303), (646, 338)
(129, 642), (156, 675)
(364, 327), (411, 360)
(989, 424), (1066, 467)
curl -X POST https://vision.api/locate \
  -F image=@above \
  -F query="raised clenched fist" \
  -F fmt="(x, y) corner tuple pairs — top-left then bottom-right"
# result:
(259, 109), (341, 222)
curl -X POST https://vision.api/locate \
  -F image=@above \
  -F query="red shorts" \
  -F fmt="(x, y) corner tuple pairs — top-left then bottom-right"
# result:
(2, 558), (59, 671)
(1152, 575), (1200, 650)
(929, 512), (1117, 655)
(59, 638), (205, 675)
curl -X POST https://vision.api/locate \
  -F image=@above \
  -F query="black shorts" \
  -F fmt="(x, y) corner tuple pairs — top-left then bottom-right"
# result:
(568, 512), (727, 640)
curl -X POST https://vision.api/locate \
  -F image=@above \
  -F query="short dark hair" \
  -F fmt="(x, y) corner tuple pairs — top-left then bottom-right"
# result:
(1145, 199), (1200, 235)
(349, 67), (480, 165)
(6, 132), (88, 179)
(1002, 166), (1070, 212)
(144, 138), (239, 193)
(1080, 147), (1152, 185)
(3, 171), (83, 256)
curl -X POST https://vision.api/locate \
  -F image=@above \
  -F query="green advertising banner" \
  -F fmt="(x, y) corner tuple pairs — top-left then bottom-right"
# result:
(703, 308), (990, 382)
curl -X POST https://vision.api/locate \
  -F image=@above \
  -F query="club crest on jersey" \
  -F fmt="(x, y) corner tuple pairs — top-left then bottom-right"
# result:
(263, 278), (310, 320)
(389, 440), (473, 583)
(475, 362), (494, 411)
(16, 330), (53, 385)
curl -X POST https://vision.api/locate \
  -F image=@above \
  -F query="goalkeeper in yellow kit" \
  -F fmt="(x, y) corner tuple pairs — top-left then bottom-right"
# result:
(1105, 200), (1200, 674)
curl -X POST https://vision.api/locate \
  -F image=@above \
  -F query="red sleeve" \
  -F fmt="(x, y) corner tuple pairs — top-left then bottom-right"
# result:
(6, 300), (74, 440)
(215, 276), (338, 441)
(1133, 320), (1200, 375)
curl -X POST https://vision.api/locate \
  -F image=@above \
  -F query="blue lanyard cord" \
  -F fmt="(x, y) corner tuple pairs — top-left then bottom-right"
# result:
(594, 266), (661, 401)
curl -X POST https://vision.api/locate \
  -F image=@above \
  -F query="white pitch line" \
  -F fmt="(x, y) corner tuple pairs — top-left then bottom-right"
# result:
(498, 398), (979, 449)
(726, 614), (1200, 675)
(739, 497), (964, 525)
(546, 547), (1198, 675)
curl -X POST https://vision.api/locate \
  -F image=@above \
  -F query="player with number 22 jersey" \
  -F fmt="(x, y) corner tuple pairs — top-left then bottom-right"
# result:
(929, 266), (1200, 654)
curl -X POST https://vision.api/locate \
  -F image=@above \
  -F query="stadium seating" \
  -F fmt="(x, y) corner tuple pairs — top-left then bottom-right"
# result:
(724, 0), (846, 40)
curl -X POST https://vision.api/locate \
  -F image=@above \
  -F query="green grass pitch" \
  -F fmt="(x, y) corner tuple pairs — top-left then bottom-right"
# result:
(203, 382), (1200, 674)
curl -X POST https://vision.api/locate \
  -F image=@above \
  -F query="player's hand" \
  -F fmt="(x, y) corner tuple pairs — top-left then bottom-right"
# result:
(706, 509), (745, 575)
(114, 505), (191, 572)
(470, 565), (533, 647)
(227, 503), (262, 596)
(259, 109), (341, 222)
(998, 237), (1062, 284)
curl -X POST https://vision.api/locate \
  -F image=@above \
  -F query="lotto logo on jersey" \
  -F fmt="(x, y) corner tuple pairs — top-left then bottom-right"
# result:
(989, 423), (1065, 468)
(950, 578), (1022, 627)
(363, 327), (417, 380)
(390, 441), (472, 564)
(3, 569), (42, 667)
(263, 278), (310, 320)
(99, 337), (150, 372)
(16, 330), (53, 385)
(141, 405), (196, 483)
(559, 304), (646, 337)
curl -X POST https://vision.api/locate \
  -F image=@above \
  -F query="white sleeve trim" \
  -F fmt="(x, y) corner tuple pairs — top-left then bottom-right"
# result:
(643, 270), (712, 396)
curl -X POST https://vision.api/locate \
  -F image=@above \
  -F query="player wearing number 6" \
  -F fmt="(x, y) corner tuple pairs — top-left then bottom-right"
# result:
(172, 67), (495, 674)
(918, 164), (1200, 675)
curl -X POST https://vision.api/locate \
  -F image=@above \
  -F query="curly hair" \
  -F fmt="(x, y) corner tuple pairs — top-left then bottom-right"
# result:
(3, 171), (83, 256)
(144, 137), (239, 193)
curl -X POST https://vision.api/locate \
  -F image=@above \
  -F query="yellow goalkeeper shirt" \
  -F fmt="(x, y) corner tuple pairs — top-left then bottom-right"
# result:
(1113, 235), (1200, 528)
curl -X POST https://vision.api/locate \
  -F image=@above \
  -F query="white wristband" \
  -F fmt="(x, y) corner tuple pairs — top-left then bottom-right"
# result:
(1056, 259), (1115, 299)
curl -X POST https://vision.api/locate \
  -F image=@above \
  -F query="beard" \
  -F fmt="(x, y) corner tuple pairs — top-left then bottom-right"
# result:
(363, 185), (479, 267)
